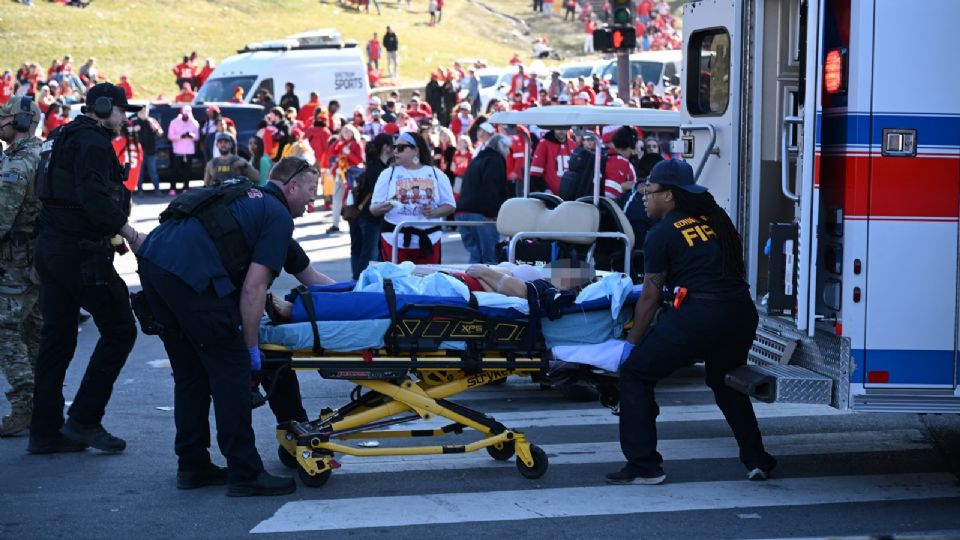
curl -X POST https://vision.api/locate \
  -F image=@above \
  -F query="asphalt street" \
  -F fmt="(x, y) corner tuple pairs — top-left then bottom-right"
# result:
(1, 193), (959, 539)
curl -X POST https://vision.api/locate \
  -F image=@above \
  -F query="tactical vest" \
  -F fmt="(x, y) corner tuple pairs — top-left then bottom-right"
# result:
(159, 178), (283, 287)
(213, 155), (244, 185)
(0, 137), (42, 270)
(35, 121), (124, 208)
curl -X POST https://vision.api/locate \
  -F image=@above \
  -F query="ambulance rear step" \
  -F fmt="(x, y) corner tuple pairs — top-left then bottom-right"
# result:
(726, 328), (834, 405)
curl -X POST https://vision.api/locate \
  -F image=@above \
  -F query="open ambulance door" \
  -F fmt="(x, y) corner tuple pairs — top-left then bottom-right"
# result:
(681, 0), (819, 333)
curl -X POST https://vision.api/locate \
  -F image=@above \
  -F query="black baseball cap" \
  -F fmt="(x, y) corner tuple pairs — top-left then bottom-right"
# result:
(648, 159), (706, 193)
(85, 83), (142, 113)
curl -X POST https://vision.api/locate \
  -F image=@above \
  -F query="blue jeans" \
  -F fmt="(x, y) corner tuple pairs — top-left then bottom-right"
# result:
(456, 213), (499, 264)
(349, 216), (382, 279)
(140, 153), (160, 192)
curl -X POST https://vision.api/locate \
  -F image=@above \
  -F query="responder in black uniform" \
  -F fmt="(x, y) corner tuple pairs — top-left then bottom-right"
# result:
(607, 160), (777, 485)
(136, 159), (324, 496)
(28, 83), (145, 455)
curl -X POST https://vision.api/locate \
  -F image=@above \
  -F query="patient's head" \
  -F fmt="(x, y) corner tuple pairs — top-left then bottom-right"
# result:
(549, 259), (595, 290)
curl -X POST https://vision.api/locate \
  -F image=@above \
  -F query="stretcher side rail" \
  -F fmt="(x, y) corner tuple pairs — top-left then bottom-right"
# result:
(507, 231), (633, 276)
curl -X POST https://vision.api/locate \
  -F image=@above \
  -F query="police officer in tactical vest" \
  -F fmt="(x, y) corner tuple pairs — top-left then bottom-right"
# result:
(0, 97), (43, 437)
(136, 159), (325, 496)
(28, 83), (145, 455)
(202, 132), (259, 187)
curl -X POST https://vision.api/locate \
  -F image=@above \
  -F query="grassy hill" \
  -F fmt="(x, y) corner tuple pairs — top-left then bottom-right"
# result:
(0, 0), (541, 98)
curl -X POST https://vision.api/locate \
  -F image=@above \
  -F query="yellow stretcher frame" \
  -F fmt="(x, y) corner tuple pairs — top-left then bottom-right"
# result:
(264, 345), (550, 487)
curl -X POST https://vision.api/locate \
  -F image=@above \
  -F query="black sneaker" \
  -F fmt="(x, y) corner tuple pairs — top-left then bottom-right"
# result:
(605, 466), (667, 485)
(27, 434), (88, 454)
(177, 464), (229, 489)
(325, 225), (340, 234)
(60, 419), (126, 454)
(227, 471), (296, 497)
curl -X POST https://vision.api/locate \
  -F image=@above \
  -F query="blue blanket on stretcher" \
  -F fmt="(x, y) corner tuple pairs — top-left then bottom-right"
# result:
(286, 280), (640, 323)
(259, 280), (641, 352)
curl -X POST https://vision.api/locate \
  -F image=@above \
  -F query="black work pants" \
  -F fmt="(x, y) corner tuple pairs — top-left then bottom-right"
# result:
(260, 366), (308, 424)
(138, 258), (263, 482)
(31, 233), (137, 441)
(618, 298), (775, 476)
(171, 154), (192, 192)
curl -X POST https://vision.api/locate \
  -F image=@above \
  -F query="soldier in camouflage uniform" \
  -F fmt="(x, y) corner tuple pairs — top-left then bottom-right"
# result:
(0, 97), (43, 437)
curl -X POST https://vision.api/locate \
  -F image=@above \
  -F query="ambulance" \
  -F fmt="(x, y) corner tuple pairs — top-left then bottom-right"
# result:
(679, 0), (960, 412)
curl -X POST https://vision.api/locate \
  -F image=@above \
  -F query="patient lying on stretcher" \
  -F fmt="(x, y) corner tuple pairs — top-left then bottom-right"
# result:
(266, 259), (598, 322)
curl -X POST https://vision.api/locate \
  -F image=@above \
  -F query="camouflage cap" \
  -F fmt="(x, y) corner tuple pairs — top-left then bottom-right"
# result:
(0, 96), (42, 126)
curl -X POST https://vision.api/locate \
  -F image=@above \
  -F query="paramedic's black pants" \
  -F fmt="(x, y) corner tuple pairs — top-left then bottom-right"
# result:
(31, 233), (137, 442)
(618, 298), (776, 476)
(138, 258), (264, 483)
(260, 366), (308, 424)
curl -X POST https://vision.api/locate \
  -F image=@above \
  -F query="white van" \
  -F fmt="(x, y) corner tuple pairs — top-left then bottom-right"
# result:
(195, 29), (370, 115)
(597, 50), (681, 96)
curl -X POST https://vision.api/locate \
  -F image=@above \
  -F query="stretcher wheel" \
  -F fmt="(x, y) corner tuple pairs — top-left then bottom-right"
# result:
(277, 445), (298, 469)
(297, 466), (332, 488)
(516, 445), (548, 479)
(486, 440), (515, 461)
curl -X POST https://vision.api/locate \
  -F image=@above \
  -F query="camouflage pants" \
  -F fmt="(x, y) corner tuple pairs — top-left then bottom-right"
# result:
(0, 268), (41, 412)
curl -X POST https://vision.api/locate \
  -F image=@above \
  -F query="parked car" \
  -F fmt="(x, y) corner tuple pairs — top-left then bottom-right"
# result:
(597, 50), (681, 96)
(148, 103), (266, 182)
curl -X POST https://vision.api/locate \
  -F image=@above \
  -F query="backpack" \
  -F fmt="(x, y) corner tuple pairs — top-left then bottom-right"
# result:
(558, 146), (607, 201)
(159, 178), (266, 287)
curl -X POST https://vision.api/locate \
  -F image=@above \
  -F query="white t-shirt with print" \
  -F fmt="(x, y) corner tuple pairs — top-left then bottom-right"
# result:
(372, 165), (456, 247)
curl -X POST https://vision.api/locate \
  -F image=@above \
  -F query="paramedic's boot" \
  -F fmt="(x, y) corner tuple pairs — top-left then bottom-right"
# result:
(746, 455), (777, 481)
(605, 464), (667, 485)
(27, 434), (87, 454)
(0, 405), (31, 437)
(227, 470), (296, 497)
(60, 417), (126, 454)
(178, 464), (229, 489)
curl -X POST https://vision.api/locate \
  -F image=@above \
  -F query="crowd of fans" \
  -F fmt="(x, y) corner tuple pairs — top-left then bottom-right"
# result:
(0, 55), (137, 137)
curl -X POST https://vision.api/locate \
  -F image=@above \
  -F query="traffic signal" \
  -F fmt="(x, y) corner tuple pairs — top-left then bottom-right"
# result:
(611, 26), (636, 50)
(593, 26), (636, 52)
(612, 0), (633, 26)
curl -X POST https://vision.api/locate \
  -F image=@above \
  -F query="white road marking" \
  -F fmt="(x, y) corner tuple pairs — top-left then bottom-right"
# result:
(382, 401), (843, 431)
(332, 429), (929, 474)
(250, 472), (959, 533)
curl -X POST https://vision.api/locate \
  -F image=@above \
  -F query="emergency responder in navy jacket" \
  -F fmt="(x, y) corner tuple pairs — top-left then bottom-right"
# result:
(607, 160), (777, 485)
(136, 158), (323, 496)
(29, 83), (145, 455)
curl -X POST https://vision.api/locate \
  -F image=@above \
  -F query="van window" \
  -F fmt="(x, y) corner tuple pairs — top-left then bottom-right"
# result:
(479, 74), (499, 88)
(195, 75), (257, 103)
(687, 29), (731, 115)
(253, 78), (275, 102)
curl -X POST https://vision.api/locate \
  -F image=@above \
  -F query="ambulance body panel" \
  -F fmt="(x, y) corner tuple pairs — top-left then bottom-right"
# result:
(681, 0), (960, 412)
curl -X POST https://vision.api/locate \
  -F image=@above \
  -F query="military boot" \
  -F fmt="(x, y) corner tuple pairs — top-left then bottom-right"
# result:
(0, 406), (31, 437)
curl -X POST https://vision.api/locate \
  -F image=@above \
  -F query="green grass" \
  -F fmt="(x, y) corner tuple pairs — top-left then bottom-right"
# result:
(0, 0), (544, 98)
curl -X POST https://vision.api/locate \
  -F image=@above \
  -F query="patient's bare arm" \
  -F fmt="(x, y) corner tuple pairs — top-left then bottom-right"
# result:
(466, 265), (528, 298)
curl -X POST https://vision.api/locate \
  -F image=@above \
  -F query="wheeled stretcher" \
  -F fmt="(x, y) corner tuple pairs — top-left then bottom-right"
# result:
(258, 278), (638, 487)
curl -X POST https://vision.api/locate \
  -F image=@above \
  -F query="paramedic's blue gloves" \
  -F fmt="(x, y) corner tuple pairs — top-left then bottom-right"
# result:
(248, 345), (261, 372)
(619, 341), (634, 366)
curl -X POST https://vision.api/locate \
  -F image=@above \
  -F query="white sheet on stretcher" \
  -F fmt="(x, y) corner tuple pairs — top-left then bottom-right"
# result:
(552, 339), (628, 372)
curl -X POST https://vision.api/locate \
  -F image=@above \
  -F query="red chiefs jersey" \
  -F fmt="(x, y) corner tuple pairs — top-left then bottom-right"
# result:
(603, 151), (637, 198)
(506, 134), (527, 182)
(529, 136), (577, 194)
